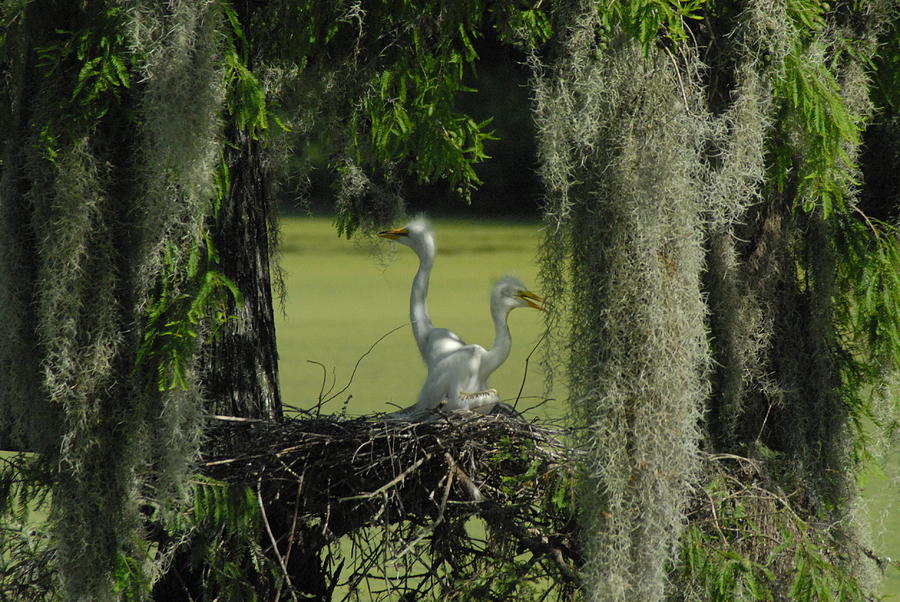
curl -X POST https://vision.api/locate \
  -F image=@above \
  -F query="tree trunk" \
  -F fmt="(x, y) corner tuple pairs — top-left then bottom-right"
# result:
(200, 130), (282, 420)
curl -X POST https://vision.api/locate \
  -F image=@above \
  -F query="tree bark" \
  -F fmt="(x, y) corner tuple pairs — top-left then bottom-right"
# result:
(200, 129), (282, 420)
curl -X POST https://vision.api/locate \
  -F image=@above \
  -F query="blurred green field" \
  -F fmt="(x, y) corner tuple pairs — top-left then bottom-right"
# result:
(862, 452), (900, 598)
(275, 215), (898, 598)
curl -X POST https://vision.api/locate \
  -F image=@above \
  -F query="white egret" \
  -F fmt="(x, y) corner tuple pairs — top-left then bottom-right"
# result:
(378, 216), (441, 359)
(378, 217), (471, 369)
(419, 276), (544, 415)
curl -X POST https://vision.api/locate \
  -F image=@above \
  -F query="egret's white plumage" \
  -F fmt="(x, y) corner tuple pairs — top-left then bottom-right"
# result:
(377, 216), (455, 361)
(377, 219), (545, 421)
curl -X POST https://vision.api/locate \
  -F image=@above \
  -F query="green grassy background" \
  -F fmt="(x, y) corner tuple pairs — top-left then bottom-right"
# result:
(275, 215), (899, 598)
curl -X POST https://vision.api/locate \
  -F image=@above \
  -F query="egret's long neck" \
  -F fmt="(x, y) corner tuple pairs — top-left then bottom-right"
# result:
(410, 238), (435, 355)
(481, 301), (512, 380)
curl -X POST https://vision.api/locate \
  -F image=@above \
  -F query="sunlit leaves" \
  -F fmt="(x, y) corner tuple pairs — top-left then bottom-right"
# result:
(33, 3), (135, 131)
(773, 52), (861, 217)
(677, 473), (868, 601)
(834, 213), (900, 369)
(493, 5), (551, 49)
(187, 478), (273, 600)
(600, 0), (708, 55)
(222, 3), (281, 139)
(871, 17), (900, 111)
(355, 4), (497, 202)
(136, 225), (243, 392)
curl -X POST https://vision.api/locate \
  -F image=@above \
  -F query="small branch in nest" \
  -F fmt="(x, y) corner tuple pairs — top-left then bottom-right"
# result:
(393, 455), (456, 562)
(338, 452), (433, 502)
(322, 323), (407, 405)
(257, 479), (298, 602)
(211, 414), (265, 422)
(304, 360), (334, 416)
(275, 479), (305, 602)
(298, 324), (407, 416)
(514, 330), (547, 409)
(445, 451), (482, 503)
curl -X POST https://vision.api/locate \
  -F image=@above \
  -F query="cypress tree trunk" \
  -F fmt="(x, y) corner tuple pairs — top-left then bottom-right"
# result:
(151, 3), (283, 595)
(0, 25), (63, 454)
(200, 129), (282, 420)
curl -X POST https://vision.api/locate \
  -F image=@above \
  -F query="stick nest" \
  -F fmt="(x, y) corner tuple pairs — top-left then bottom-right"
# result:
(201, 412), (581, 600)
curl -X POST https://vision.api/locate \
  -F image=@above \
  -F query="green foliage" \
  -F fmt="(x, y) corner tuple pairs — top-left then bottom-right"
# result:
(491, 2), (552, 49)
(0, 455), (52, 530)
(827, 212), (900, 466)
(599, 0), (708, 54)
(763, 0), (870, 218)
(222, 3), (284, 138)
(490, 434), (577, 519)
(346, 1), (498, 203)
(680, 525), (777, 601)
(247, 0), (552, 235)
(871, 17), (900, 111)
(136, 227), (242, 392)
(193, 477), (259, 535)
(177, 477), (275, 602)
(31, 2), (135, 136)
(136, 148), (243, 393)
(360, 63), (495, 198)
(110, 547), (155, 601)
(675, 470), (869, 601)
(789, 536), (866, 601)
(0, 455), (56, 601)
(772, 52), (861, 216)
(835, 214), (900, 368)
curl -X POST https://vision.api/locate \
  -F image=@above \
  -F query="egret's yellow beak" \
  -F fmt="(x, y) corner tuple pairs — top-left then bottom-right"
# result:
(517, 289), (545, 311)
(378, 227), (408, 240)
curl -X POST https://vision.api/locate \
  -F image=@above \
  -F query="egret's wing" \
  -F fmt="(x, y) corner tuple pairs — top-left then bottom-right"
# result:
(415, 344), (480, 407)
(422, 327), (466, 365)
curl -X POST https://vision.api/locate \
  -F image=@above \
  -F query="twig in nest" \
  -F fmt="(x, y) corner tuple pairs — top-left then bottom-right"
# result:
(445, 451), (482, 502)
(305, 360), (333, 417)
(258, 479), (298, 602)
(323, 323), (407, 404)
(338, 452), (433, 502)
(515, 330), (547, 409)
(393, 454), (456, 562)
(275, 478), (305, 602)
(301, 324), (407, 416)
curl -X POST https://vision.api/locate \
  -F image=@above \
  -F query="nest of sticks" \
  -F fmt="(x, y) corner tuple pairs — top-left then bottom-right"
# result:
(201, 411), (581, 600)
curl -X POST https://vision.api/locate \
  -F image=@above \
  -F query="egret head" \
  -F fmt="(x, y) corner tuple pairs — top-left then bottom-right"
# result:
(492, 276), (545, 313)
(378, 215), (434, 256)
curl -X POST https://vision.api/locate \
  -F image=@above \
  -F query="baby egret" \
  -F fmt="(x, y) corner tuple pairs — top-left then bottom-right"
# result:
(378, 216), (441, 359)
(420, 276), (544, 415)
